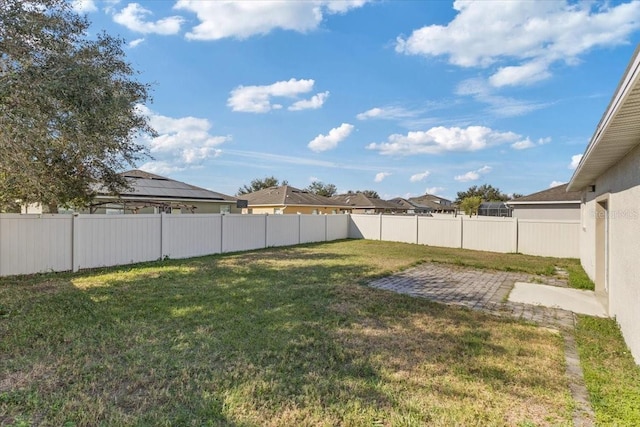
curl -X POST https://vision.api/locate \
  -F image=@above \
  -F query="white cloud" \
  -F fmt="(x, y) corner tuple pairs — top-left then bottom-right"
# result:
(511, 138), (535, 150)
(138, 161), (185, 176)
(228, 78), (318, 113)
(367, 126), (529, 155)
(410, 171), (431, 183)
(569, 153), (584, 170)
(375, 172), (391, 183)
(136, 105), (230, 167)
(71, 0), (97, 13)
(454, 171), (480, 183)
(550, 180), (566, 188)
(397, 1), (640, 87)
(114, 3), (184, 35)
(425, 187), (445, 197)
(308, 123), (354, 152)
(456, 77), (552, 117)
(454, 165), (492, 182)
(174, 0), (370, 40)
(288, 91), (330, 111)
(128, 38), (145, 48)
(356, 106), (419, 121)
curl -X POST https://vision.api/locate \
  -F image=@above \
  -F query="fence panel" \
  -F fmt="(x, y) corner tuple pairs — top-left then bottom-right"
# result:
(267, 215), (300, 247)
(326, 214), (349, 241)
(462, 217), (517, 253)
(381, 216), (417, 243)
(162, 214), (222, 259)
(0, 214), (73, 276)
(74, 215), (161, 270)
(222, 214), (266, 253)
(349, 214), (381, 239)
(518, 220), (580, 258)
(300, 215), (327, 243)
(418, 216), (462, 248)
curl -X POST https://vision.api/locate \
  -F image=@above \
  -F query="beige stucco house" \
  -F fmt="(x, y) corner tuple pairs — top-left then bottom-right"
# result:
(568, 45), (640, 364)
(507, 184), (582, 220)
(241, 185), (348, 214)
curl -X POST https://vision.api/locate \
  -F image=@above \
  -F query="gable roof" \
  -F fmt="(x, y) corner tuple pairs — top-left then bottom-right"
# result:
(242, 185), (346, 207)
(568, 45), (640, 191)
(388, 197), (432, 211)
(331, 193), (406, 210)
(508, 183), (582, 204)
(408, 194), (456, 211)
(95, 170), (237, 202)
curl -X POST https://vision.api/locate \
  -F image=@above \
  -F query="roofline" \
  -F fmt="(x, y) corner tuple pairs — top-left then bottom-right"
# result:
(247, 203), (351, 208)
(568, 44), (640, 191)
(95, 195), (236, 203)
(506, 200), (581, 206)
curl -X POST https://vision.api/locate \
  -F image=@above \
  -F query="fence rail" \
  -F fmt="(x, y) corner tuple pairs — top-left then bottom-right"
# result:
(349, 214), (580, 258)
(0, 213), (579, 277)
(0, 213), (350, 277)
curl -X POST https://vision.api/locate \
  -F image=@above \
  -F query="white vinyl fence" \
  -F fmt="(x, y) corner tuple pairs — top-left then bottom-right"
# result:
(349, 214), (579, 258)
(0, 213), (579, 277)
(0, 213), (350, 277)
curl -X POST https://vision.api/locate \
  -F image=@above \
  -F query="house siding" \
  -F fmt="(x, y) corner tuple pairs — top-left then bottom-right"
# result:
(511, 204), (580, 220)
(581, 142), (640, 363)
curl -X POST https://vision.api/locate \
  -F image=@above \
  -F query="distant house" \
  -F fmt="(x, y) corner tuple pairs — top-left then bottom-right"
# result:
(331, 193), (408, 214)
(408, 194), (457, 214)
(506, 184), (581, 220)
(388, 197), (433, 215)
(86, 170), (240, 214)
(567, 45), (640, 364)
(241, 185), (347, 214)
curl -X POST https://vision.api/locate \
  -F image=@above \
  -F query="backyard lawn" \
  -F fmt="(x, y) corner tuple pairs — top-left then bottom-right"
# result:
(0, 239), (624, 426)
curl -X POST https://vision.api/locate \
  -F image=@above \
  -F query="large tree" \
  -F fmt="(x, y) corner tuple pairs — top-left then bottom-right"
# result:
(455, 184), (509, 204)
(0, 0), (154, 212)
(237, 176), (288, 195)
(305, 181), (337, 197)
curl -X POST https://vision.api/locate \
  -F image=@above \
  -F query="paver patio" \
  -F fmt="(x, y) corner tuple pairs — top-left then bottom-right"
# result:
(367, 262), (595, 426)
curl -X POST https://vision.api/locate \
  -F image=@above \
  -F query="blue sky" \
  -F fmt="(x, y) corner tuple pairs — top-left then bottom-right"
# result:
(73, 0), (640, 200)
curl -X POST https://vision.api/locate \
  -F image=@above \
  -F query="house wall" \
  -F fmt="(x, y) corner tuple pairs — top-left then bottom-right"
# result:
(247, 206), (340, 215)
(511, 204), (580, 220)
(86, 201), (240, 214)
(581, 142), (640, 364)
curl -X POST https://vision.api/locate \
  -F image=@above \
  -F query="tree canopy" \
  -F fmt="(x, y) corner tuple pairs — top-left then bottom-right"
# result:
(459, 196), (482, 217)
(0, 0), (154, 212)
(305, 181), (337, 197)
(455, 184), (510, 204)
(237, 176), (288, 195)
(347, 190), (380, 199)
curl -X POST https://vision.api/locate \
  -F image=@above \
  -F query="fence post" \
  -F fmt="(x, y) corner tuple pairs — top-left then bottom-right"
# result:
(264, 214), (268, 248)
(160, 212), (165, 259)
(379, 213), (383, 241)
(220, 213), (224, 254)
(514, 217), (519, 253)
(415, 214), (419, 244)
(460, 216), (464, 249)
(72, 214), (80, 272)
(325, 214), (328, 242)
(298, 214), (302, 244)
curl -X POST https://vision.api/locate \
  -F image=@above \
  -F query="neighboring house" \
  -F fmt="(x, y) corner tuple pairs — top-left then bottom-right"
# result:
(408, 194), (457, 214)
(241, 185), (347, 214)
(331, 193), (409, 214)
(506, 184), (581, 220)
(86, 170), (240, 214)
(567, 45), (640, 364)
(388, 197), (433, 215)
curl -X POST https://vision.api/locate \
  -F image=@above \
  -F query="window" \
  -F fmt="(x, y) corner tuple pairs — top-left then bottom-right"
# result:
(220, 204), (230, 214)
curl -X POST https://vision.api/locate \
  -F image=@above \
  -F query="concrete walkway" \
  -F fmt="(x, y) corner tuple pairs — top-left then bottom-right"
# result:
(366, 262), (597, 426)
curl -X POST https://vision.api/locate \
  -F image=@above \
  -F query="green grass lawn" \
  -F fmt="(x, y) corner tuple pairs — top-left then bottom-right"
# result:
(0, 239), (595, 426)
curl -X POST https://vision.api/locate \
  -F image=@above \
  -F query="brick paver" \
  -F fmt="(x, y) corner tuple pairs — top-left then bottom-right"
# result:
(366, 262), (594, 426)
(368, 263), (575, 329)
